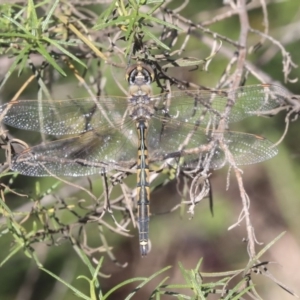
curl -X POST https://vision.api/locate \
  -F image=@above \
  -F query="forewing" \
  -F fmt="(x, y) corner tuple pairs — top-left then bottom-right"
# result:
(152, 85), (286, 126)
(0, 97), (129, 135)
(0, 85), (286, 135)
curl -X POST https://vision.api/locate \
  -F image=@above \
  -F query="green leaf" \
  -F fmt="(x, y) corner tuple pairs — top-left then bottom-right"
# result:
(162, 58), (208, 68)
(0, 49), (28, 90)
(139, 12), (182, 31)
(27, 0), (39, 33)
(93, 15), (129, 30)
(0, 199), (24, 267)
(143, 26), (170, 50)
(77, 275), (98, 300)
(124, 266), (171, 300)
(17, 44), (31, 76)
(0, 32), (36, 39)
(41, 0), (60, 31)
(36, 42), (66, 76)
(43, 37), (86, 68)
(147, 1), (164, 15)
(145, 0), (164, 3)
(1, 14), (32, 35)
(96, 0), (118, 24)
(124, 11), (137, 40)
(0, 243), (23, 267)
(41, 268), (91, 300)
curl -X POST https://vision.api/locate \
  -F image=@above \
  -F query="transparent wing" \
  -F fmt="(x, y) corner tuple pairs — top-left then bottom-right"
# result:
(153, 84), (287, 125)
(0, 97), (129, 135)
(11, 121), (138, 176)
(147, 116), (278, 170)
(10, 116), (278, 176)
(0, 84), (287, 135)
(4, 84), (281, 176)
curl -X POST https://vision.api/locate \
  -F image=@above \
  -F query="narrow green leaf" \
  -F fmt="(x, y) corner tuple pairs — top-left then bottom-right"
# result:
(43, 37), (86, 68)
(139, 12), (182, 31)
(128, 0), (138, 9)
(96, 0), (118, 24)
(0, 172), (18, 179)
(36, 43), (66, 76)
(30, 251), (43, 268)
(244, 231), (286, 276)
(162, 58), (207, 68)
(195, 258), (203, 272)
(0, 243), (23, 267)
(41, 0), (60, 31)
(75, 245), (100, 285)
(124, 12), (137, 40)
(0, 199), (24, 267)
(147, 1), (164, 15)
(17, 45), (31, 76)
(93, 15), (129, 30)
(0, 32), (37, 39)
(41, 268), (91, 300)
(102, 278), (146, 300)
(76, 274), (97, 300)
(255, 231), (286, 259)
(117, 0), (130, 15)
(90, 279), (97, 300)
(27, 0), (39, 33)
(0, 50), (27, 90)
(1, 14), (32, 34)
(124, 28), (135, 56)
(145, 0), (164, 3)
(143, 26), (170, 50)
(124, 266), (171, 300)
(92, 256), (104, 285)
(13, 5), (27, 21)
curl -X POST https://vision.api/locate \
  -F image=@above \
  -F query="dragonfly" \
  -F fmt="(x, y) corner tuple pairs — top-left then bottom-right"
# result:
(0, 62), (281, 255)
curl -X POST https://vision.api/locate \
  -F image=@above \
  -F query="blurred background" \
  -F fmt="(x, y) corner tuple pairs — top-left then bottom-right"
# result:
(0, 0), (299, 299)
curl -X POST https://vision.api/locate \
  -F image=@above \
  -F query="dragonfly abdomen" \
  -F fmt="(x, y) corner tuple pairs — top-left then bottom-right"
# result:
(136, 119), (151, 256)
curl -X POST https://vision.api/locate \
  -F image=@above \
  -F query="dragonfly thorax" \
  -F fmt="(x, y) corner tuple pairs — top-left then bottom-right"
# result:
(128, 82), (152, 97)
(128, 95), (154, 120)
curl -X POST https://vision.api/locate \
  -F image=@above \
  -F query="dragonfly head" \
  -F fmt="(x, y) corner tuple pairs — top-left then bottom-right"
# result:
(126, 62), (155, 87)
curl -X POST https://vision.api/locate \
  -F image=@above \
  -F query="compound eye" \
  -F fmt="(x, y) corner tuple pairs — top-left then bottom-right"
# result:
(125, 64), (138, 83)
(142, 65), (155, 82)
(142, 71), (151, 83)
(125, 69), (137, 84)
